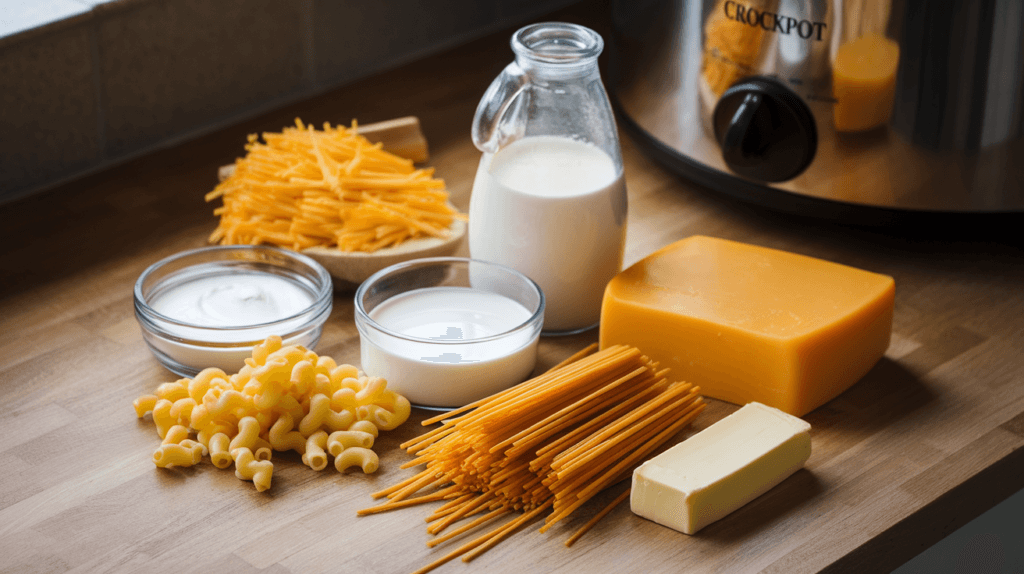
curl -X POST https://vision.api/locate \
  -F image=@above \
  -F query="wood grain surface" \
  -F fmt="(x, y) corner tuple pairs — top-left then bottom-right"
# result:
(1, 5), (1022, 573)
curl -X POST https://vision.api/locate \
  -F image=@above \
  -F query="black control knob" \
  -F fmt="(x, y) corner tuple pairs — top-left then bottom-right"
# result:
(712, 76), (817, 183)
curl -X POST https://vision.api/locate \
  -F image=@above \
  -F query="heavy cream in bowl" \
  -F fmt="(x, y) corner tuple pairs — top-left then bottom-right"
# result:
(354, 257), (544, 409)
(134, 246), (332, 376)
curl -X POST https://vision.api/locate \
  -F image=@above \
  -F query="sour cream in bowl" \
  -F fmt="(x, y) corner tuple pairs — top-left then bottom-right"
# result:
(134, 245), (332, 376)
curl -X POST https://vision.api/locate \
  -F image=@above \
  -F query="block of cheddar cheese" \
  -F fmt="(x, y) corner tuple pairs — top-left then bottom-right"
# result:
(599, 236), (894, 416)
(631, 402), (811, 534)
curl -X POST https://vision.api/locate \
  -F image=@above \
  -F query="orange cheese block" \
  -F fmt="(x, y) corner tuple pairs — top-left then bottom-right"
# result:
(599, 236), (894, 416)
(833, 33), (900, 132)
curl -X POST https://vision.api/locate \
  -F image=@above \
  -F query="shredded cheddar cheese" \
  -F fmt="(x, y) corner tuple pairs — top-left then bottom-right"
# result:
(206, 119), (462, 253)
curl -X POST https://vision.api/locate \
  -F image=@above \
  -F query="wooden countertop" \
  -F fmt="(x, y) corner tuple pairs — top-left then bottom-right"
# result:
(2, 7), (1023, 574)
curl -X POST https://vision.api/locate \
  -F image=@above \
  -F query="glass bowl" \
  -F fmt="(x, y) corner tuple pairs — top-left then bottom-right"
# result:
(354, 257), (544, 409)
(134, 245), (333, 377)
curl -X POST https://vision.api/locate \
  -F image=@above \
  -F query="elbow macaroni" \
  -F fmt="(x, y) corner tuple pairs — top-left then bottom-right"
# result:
(300, 394), (355, 435)
(152, 399), (176, 439)
(232, 447), (273, 492)
(153, 442), (203, 468)
(303, 431), (329, 471)
(155, 379), (189, 402)
(169, 398), (196, 425)
(253, 437), (273, 462)
(162, 425), (191, 446)
(349, 420), (379, 438)
(134, 395), (158, 418)
(327, 430), (375, 456)
(209, 433), (233, 469)
(359, 397), (411, 432)
(229, 416), (261, 452)
(269, 413), (307, 455)
(334, 447), (379, 474)
(135, 335), (411, 491)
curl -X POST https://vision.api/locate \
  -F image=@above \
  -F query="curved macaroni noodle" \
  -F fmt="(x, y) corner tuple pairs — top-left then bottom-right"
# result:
(358, 395), (411, 431)
(249, 335), (282, 366)
(253, 437), (273, 462)
(355, 377), (387, 405)
(302, 431), (329, 471)
(335, 376), (363, 393)
(134, 395), (158, 418)
(155, 379), (189, 402)
(271, 394), (304, 425)
(330, 387), (358, 411)
(312, 373), (332, 397)
(290, 360), (315, 397)
(251, 358), (290, 410)
(153, 442), (203, 468)
(170, 397), (196, 425)
(327, 430), (375, 456)
(209, 433), (233, 469)
(162, 425), (191, 445)
(300, 394), (354, 436)
(269, 414), (306, 454)
(349, 420), (379, 438)
(232, 447), (273, 492)
(204, 388), (249, 420)
(316, 355), (337, 372)
(229, 416), (261, 452)
(187, 403), (212, 431)
(152, 399), (176, 439)
(197, 422), (234, 448)
(330, 364), (360, 384)
(334, 447), (379, 474)
(179, 439), (204, 454)
(135, 335), (408, 491)
(188, 368), (227, 402)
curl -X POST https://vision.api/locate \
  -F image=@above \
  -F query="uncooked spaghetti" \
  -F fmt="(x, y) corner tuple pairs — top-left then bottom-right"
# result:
(359, 344), (705, 573)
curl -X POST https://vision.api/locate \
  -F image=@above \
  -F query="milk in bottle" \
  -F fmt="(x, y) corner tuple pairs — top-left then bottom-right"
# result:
(469, 136), (626, 332)
(468, 23), (627, 334)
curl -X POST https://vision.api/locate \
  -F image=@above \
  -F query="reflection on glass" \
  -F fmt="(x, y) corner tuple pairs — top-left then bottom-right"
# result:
(833, 33), (900, 132)
(701, 0), (771, 96)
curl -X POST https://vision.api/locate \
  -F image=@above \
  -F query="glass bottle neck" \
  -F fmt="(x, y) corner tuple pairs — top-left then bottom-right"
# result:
(512, 22), (603, 80)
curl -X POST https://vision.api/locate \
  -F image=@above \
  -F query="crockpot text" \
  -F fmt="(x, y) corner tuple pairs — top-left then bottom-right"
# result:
(723, 1), (828, 41)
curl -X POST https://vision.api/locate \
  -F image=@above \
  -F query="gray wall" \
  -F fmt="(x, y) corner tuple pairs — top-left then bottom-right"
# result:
(0, 0), (577, 205)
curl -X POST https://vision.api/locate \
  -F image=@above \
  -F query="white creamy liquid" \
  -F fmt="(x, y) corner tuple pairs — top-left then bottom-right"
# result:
(360, 287), (539, 407)
(146, 272), (318, 373)
(150, 273), (313, 326)
(468, 136), (627, 333)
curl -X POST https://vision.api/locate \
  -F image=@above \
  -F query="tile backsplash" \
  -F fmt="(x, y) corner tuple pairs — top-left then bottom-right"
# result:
(0, 0), (576, 204)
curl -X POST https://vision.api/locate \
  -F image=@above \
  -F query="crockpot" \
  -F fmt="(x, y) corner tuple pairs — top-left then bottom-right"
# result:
(610, 0), (1024, 215)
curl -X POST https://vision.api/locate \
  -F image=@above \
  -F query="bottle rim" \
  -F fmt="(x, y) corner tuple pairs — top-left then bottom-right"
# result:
(511, 22), (604, 65)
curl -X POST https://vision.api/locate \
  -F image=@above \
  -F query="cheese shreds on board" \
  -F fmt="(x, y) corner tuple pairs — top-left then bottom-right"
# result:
(206, 119), (462, 253)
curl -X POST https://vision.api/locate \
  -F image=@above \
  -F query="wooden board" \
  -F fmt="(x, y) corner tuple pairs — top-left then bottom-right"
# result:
(0, 5), (1022, 573)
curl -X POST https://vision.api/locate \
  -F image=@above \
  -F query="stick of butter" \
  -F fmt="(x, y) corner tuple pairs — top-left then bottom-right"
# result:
(630, 402), (811, 535)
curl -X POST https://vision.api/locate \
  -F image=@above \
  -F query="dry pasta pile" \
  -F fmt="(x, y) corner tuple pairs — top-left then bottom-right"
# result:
(360, 344), (705, 573)
(134, 335), (411, 491)
(206, 119), (461, 253)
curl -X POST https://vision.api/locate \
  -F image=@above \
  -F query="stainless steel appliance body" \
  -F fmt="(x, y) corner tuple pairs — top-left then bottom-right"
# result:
(610, 0), (1024, 213)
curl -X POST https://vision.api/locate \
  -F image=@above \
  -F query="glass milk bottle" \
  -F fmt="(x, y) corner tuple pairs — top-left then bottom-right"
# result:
(468, 22), (627, 335)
